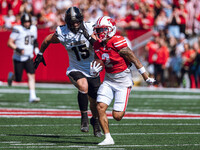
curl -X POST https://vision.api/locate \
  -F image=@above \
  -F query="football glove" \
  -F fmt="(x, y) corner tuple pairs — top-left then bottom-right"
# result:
(34, 53), (46, 69)
(79, 23), (96, 45)
(90, 61), (103, 76)
(79, 23), (90, 38)
(145, 77), (156, 85)
(15, 47), (23, 55)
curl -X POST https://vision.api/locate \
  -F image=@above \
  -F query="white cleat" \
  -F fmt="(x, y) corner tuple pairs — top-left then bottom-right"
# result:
(29, 97), (40, 103)
(98, 138), (115, 146)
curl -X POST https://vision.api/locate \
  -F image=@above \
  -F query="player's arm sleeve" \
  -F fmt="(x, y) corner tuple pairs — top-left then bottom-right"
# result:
(83, 22), (96, 45)
(113, 36), (128, 51)
(7, 27), (20, 50)
(34, 40), (39, 48)
(55, 26), (64, 42)
(9, 26), (20, 40)
(34, 39), (40, 55)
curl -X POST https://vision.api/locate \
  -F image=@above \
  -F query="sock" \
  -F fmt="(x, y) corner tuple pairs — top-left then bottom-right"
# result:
(29, 90), (36, 99)
(105, 133), (112, 139)
(81, 112), (88, 121)
(78, 91), (88, 111)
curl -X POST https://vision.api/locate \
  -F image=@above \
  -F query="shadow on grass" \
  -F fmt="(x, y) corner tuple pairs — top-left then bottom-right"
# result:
(8, 134), (99, 145)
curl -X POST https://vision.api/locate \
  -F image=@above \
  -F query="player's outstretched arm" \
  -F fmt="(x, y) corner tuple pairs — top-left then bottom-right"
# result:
(79, 23), (96, 45)
(119, 47), (156, 84)
(34, 33), (60, 69)
(40, 33), (60, 53)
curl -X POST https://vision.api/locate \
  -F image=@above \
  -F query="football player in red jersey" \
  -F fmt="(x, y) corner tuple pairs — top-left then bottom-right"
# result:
(90, 16), (156, 145)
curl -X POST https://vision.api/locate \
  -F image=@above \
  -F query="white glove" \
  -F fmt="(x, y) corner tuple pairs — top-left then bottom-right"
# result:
(34, 47), (40, 55)
(146, 77), (156, 85)
(90, 61), (103, 76)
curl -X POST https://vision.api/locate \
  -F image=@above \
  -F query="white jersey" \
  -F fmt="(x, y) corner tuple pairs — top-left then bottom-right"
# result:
(10, 25), (38, 62)
(55, 22), (95, 77)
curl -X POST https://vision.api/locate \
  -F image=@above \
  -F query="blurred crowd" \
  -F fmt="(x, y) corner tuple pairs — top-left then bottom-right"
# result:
(0, 0), (200, 88)
(1, 0), (200, 33)
(145, 32), (200, 88)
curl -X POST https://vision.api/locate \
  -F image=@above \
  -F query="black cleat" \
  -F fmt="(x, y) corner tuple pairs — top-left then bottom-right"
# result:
(81, 112), (89, 132)
(7, 72), (13, 86)
(90, 117), (103, 137)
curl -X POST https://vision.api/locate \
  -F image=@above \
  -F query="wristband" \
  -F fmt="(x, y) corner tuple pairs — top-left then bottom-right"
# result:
(35, 47), (40, 55)
(138, 66), (146, 74)
(15, 47), (22, 53)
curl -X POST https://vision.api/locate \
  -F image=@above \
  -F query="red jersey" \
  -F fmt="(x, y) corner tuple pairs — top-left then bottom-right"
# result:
(11, 0), (22, 15)
(146, 41), (158, 64)
(178, 9), (187, 25)
(0, 0), (10, 15)
(155, 46), (169, 65)
(182, 49), (195, 66)
(94, 35), (130, 74)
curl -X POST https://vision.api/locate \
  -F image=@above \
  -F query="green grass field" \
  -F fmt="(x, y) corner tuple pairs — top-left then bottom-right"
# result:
(0, 83), (200, 150)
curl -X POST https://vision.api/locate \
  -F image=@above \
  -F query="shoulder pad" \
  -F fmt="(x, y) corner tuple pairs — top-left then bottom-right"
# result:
(30, 25), (37, 30)
(12, 28), (19, 33)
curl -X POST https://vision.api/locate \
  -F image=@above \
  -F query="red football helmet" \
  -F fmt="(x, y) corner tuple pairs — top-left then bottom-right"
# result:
(93, 16), (116, 42)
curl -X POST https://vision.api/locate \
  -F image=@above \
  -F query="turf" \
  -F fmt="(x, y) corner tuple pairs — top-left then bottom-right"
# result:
(0, 84), (200, 150)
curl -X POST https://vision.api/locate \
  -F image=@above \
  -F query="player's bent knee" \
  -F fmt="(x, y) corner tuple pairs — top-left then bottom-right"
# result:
(113, 111), (124, 121)
(77, 79), (88, 93)
(97, 102), (107, 112)
(113, 115), (123, 121)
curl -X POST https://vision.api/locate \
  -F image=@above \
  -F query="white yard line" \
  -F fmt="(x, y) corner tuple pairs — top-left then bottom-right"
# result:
(130, 94), (200, 99)
(1, 82), (200, 92)
(0, 123), (200, 127)
(0, 141), (21, 143)
(1, 132), (200, 137)
(0, 89), (75, 94)
(0, 143), (200, 149)
(0, 88), (200, 100)
(11, 143), (56, 146)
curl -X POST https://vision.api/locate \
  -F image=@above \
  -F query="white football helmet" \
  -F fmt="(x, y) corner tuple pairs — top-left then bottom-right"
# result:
(93, 16), (116, 42)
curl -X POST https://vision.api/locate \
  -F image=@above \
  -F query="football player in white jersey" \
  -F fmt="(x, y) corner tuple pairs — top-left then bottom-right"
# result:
(7, 13), (40, 103)
(34, 7), (102, 137)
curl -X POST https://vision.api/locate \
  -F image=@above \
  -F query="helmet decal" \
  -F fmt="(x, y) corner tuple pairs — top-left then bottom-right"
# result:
(107, 18), (116, 26)
(65, 7), (83, 33)
(21, 13), (32, 29)
(70, 7), (77, 20)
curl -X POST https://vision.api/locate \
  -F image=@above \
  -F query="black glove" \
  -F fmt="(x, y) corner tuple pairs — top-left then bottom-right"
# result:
(15, 47), (23, 55)
(79, 23), (90, 39)
(79, 23), (96, 45)
(34, 53), (46, 69)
